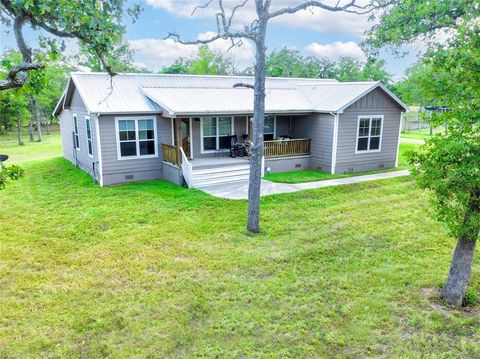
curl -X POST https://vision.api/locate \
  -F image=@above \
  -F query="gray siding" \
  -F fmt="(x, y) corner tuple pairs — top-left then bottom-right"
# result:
(59, 88), (99, 180)
(292, 114), (334, 173)
(98, 115), (171, 185)
(335, 88), (402, 173)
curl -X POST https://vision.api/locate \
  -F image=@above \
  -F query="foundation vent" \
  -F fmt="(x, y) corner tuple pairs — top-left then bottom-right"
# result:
(295, 163), (302, 168)
(125, 174), (134, 180)
(378, 164), (385, 169)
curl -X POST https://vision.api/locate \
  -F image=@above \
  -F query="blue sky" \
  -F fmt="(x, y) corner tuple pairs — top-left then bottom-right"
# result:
(124, 0), (420, 80)
(0, 0), (420, 80)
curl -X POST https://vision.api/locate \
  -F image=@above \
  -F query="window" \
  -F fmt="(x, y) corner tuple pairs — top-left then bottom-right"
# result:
(85, 116), (93, 157)
(116, 118), (157, 159)
(201, 117), (233, 152)
(264, 115), (276, 141)
(73, 114), (80, 150)
(356, 116), (383, 153)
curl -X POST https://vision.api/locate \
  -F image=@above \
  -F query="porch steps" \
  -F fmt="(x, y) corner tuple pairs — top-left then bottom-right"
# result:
(191, 161), (250, 188)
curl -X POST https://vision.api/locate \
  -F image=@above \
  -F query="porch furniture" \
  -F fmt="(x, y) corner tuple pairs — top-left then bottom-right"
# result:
(264, 138), (311, 158)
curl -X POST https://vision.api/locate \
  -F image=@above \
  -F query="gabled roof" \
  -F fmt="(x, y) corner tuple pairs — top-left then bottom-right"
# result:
(54, 72), (407, 116)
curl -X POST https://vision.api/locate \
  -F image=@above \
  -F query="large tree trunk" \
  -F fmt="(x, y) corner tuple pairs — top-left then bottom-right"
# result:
(17, 117), (22, 145)
(247, 14), (268, 233)
(440, 198), (480, 306)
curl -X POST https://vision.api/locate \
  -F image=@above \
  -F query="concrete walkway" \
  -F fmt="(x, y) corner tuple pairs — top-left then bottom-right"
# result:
(197, 170), (411, 200)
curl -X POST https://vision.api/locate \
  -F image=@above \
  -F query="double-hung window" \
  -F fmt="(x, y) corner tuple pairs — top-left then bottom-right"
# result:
(85, 116), (93, 157)
(73, 114), (80, 150)
(201, 117), (233, 152)
(356, 116), (383, 153)
(116, 118), (157, 159)
(264, 115), (276, 141)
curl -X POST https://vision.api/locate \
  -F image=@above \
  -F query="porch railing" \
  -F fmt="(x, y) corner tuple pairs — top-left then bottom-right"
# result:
(180, 147), (193, 188)
(162, 143), (180, 166)
(264, 138), (311, 158)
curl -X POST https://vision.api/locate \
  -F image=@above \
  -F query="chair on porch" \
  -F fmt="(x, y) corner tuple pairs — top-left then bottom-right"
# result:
(229, 135), (249, 158)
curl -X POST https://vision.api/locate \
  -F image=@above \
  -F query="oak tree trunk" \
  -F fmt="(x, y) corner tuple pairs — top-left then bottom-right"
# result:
(30, 96), (43, 142)
(28, 120), (34, 142)
(247, 13), (268, 233)
(17, 117), (23, 145)
(440, 198), (480, 306)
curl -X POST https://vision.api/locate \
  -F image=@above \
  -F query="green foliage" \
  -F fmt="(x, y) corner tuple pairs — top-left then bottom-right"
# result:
(0, 164), (24, 189)
(367, 0), (478, 51)
(264, 47), (391, 83)
(160, 45), (231, 75)
(409, 110), (480, 239)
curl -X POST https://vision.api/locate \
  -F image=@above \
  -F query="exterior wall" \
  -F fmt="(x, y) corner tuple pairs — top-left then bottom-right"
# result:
(265, 155), (311, 173)
(275, 116), (291, 137)
(191, 116), (249, 159)
(98, 115), (171, 186)
(335, 88), (403, 174)
(291, 114), (334, 173)
(59, 88), (99, 181)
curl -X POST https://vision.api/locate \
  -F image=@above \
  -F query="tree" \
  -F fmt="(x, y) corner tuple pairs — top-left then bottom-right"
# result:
(0, 0), (141, 91)
(160, 45), (232, 75)
(368, 1), (480, 305)
(167, 0), (371, 233)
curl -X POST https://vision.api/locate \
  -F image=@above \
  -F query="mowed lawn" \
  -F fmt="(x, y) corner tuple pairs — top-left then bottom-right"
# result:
(0, 137), (479, 357)
(0, 130), (62, 164)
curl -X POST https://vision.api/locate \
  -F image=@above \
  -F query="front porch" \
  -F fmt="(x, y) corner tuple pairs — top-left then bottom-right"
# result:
(161, 115), (312, 188)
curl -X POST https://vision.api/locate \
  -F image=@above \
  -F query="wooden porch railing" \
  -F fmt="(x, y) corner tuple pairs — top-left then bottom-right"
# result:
(162, 143), (180, 166)
(263, 138), (311, 158)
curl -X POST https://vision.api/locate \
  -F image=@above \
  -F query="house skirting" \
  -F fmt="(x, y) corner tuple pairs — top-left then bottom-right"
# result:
(265, 155), (311, 174)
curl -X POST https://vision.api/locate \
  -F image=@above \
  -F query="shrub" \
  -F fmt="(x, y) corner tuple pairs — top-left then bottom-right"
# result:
(0, 165), (24, 189)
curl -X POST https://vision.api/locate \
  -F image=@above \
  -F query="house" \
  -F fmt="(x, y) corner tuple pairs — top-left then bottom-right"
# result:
(53, 73), (407, 188)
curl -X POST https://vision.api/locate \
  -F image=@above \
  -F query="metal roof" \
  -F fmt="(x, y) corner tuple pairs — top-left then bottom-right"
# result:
(141, 87), (315, 116)
(54, 72), (407, 116)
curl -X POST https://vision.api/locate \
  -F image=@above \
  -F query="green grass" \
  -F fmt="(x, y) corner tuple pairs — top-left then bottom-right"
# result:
(401, 127), (444, 141)
(265, 143), (419, 184)
(0, 130), (62, 164)
(0, 138), (479, 357)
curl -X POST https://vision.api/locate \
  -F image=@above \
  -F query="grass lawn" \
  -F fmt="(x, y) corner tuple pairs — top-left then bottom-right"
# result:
(0, 138), (479, 357)
(401, 128), (444, 141)
(265, 142), (418, 184)
(0, 130), (62, 164)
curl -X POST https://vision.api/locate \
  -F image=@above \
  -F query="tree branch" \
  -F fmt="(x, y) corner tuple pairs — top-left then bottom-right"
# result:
(0, 63), (45, 91)
(233, 82), (254, 89)
(268, 0), (371, 18)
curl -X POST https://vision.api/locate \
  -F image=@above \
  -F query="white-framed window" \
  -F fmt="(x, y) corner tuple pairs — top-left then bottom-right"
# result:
(115, 117), (157, 159)
(201, 116), (234, 153)
(73, 114), (80, 150)
(264, 115), (276, 141)
(85, 116), (93, 157)
(356, 115), (383, 153)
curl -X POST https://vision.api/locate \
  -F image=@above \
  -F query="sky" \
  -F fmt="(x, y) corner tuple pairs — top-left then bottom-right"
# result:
(0, 0), (422, 80)
(125, 0), (421, 80)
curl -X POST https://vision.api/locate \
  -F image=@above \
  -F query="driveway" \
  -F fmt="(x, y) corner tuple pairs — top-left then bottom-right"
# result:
(197, 170), (411, 200)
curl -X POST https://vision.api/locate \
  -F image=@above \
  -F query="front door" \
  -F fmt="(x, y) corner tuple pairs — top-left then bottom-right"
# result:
(181, 118), (191, 158)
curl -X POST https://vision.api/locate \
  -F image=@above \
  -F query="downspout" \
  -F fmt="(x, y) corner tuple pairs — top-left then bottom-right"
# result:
(95, 113), (104, 186)
(395, 112), (404, 168)
(330, 112), (339, 175)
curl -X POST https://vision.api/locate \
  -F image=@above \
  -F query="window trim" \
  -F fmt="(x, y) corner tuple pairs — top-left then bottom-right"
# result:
(355, 115), (384, 154)
(114, 116), (158, 160)
(85, 115), (93, 158)
(73, 114), (80, 151)
(200, 116), (234, 154)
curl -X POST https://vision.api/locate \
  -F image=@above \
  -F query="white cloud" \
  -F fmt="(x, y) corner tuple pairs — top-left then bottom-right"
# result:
(305, 41), (366, 61)
(146, 0), (372, 37)
(129, 33), (255, 71)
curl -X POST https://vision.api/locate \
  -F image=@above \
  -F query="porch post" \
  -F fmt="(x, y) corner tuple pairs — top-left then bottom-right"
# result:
(174, 117), (182, 166)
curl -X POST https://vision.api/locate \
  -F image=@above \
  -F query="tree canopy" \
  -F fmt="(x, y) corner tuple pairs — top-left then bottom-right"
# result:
(0, 0), (141, 90)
